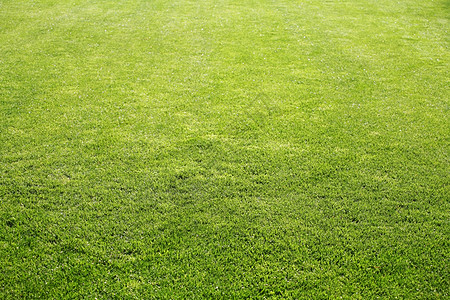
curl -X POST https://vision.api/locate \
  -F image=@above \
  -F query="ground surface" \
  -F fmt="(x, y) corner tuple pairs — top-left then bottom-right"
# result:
(0, 0), (449, 298)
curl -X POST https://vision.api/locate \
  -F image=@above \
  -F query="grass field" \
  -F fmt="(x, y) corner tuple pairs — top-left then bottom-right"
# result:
(0, 0), (449, 298)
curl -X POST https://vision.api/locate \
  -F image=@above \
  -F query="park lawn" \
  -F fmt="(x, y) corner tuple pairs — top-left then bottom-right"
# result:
(0, 0), (448, 298)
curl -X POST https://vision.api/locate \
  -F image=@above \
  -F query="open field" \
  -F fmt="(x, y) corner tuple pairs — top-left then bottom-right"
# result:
(0, 0), (449, 298)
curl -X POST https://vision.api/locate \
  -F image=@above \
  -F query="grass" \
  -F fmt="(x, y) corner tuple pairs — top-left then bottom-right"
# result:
(0, 0), (449, 298)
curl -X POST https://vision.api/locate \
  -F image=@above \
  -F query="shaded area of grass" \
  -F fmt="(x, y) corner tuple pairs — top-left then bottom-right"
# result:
(1, 0), (449, 298)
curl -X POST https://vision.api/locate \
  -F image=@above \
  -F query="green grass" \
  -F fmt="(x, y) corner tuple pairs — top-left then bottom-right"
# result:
(0, 0), (449, 298)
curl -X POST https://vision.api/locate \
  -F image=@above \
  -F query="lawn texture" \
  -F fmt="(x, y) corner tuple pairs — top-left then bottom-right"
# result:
(0, 0), (449, 298)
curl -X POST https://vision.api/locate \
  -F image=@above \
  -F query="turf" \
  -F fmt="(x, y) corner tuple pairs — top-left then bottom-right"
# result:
(0, 0), (449, 298)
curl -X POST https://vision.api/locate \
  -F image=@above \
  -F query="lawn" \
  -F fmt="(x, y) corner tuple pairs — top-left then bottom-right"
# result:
(0, 0), (448, 298)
